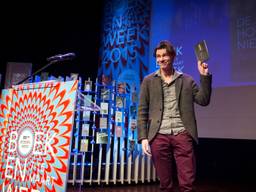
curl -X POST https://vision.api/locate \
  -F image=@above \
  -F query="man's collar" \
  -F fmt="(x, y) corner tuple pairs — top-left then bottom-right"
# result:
(154, 69), (183, 78)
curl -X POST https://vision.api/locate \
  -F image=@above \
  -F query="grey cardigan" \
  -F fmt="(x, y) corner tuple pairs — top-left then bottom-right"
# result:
(137, 72), (212, 144)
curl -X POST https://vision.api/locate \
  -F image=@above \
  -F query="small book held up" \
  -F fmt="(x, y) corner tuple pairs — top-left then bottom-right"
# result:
(194, 40), (209, 62)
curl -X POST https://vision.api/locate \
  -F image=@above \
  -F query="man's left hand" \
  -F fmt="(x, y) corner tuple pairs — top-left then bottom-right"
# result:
(198, 61), (209, 75)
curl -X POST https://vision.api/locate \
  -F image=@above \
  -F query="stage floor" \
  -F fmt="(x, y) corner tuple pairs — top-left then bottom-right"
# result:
(67, 179), (254, 192)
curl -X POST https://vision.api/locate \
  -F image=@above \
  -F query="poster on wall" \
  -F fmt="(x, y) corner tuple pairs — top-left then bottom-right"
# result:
(0, 80), (78, 191)
(98, 0), (150, 82)
(4, 62), (32, 89)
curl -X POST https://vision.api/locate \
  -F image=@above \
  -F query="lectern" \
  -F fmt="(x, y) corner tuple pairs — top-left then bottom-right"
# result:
(0, 80), (78, 191)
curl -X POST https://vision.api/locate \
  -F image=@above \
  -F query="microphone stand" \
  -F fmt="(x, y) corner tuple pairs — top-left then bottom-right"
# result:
(15, 60), (58, 85)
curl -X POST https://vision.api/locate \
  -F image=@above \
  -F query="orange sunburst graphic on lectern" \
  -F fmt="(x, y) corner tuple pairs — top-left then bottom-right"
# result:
(0, 81), (78, 191)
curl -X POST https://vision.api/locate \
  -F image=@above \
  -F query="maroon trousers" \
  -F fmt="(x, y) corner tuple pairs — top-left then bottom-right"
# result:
(150, 132), (196, 192)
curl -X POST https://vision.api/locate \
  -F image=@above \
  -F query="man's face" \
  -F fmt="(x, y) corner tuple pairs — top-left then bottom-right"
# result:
(156, 48), (174, 71)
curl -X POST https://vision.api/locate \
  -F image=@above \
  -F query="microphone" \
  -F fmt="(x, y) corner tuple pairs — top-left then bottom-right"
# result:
(46, 52), (76, 62)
